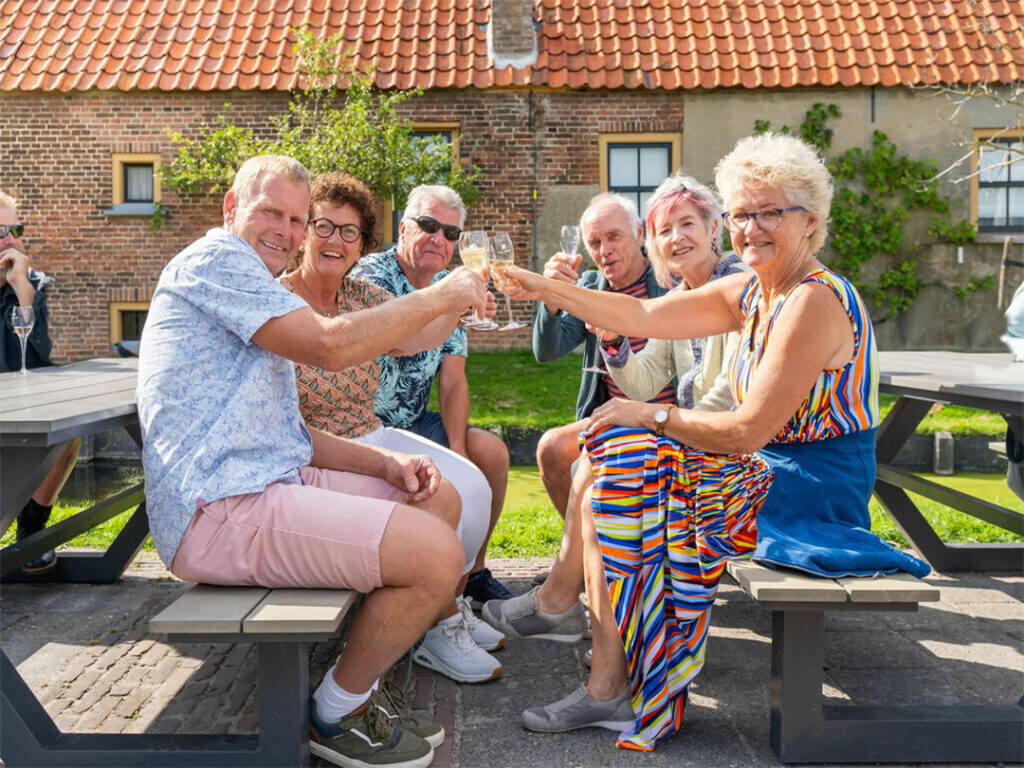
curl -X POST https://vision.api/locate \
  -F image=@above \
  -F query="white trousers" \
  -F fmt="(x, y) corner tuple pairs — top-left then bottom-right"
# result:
(353, 426), (490, 574)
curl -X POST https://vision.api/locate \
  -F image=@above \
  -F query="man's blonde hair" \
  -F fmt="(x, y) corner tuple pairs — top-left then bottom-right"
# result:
(230, 155), (311, 206)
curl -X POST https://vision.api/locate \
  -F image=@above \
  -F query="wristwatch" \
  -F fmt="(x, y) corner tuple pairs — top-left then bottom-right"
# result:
(654, 405), (674, 436)
(601, 334), (625, 351)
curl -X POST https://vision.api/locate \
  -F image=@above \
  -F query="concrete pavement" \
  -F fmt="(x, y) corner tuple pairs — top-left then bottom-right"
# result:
(2, 553), (1022, 767)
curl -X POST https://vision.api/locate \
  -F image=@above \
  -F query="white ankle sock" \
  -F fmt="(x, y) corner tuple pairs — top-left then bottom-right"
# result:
(313, 674), (373, 723)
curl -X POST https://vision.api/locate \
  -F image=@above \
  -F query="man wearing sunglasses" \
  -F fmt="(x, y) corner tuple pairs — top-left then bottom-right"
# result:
(1, 189), (81, 575)
(354, 185), (514, 610)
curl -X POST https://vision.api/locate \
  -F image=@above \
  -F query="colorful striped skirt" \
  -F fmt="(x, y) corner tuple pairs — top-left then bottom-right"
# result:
(585, 425), (773, 750)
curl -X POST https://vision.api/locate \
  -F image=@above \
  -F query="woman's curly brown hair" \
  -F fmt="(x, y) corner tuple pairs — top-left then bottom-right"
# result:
(309, 171), (380, 256)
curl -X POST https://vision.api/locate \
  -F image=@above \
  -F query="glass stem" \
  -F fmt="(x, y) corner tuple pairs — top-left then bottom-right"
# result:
(19, 335), (28, 374)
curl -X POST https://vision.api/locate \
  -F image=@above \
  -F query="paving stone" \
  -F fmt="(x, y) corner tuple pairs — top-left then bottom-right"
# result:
(75, 693), (119, 731)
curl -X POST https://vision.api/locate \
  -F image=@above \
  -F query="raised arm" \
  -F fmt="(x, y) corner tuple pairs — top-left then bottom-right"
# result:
(603, 336), (675, 402)
(509, 265), (749, 342)
(585, 281), (856, 454)
(254, 267), (486, 371)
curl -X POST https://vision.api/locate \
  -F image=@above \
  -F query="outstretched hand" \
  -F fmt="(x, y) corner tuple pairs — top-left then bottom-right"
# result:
(502, 265), (547, 302)
(434, 266), (489, 320)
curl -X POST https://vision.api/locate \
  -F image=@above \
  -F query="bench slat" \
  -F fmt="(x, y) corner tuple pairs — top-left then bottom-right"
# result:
(837, 573), (941, 603)
(243, 589), (358, 635)
(727, 560), (849, 603)
(150, 585), (270, 635)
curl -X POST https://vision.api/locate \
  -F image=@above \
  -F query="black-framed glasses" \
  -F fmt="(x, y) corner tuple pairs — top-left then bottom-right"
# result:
(722, 206), (805, 232)
(0, 223), (25, 239)
(407, 215), (461, 242)
(309, 218), (363, 243)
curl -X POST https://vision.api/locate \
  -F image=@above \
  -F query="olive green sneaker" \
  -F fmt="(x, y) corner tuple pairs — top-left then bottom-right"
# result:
(372, 681), (444, 748)
(309, 697), (433, 768)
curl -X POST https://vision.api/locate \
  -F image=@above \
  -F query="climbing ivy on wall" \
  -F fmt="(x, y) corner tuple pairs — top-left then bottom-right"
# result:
(754, 103), (985, 319)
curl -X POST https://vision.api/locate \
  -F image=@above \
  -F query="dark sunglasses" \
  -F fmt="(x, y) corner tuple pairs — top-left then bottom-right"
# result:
(407, 215), (461, 242)
(0, 223), (25, 238)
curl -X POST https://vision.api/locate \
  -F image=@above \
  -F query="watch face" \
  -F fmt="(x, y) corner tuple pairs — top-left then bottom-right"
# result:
(655, 407), (668, 424)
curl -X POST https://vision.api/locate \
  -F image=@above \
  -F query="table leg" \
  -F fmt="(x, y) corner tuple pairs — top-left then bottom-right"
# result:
(874, 396), (1024, 573)
(1, 445), (67, 534)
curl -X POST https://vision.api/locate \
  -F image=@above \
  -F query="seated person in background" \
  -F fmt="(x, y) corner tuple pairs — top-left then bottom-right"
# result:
(353, 185), (513, 609)
(503, 133), (929, 750)
(281, 172), (505, 684)
(137, 155), (490, 768)
(483, 173), (744, 642)
(1, 189), (80, 574)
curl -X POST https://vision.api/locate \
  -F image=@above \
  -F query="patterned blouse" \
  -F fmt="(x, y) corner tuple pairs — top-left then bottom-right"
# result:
(729, 267), (880, 443)
(281, 275), (394, 439)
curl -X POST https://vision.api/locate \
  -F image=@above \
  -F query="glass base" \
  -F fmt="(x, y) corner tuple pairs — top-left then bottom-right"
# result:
(499, 321), (526, 331)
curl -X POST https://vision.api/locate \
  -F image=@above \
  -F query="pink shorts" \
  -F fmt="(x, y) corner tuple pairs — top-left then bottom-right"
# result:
(170, 466), (403, 593)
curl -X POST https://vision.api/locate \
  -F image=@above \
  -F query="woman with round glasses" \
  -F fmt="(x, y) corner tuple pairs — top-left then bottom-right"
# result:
(502, 133), (928, 750)
(280, 171), (505, 685)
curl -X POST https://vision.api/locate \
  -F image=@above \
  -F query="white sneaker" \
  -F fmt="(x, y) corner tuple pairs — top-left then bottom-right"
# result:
(457, 595), (505, 652)
(413, 616), (503, 684)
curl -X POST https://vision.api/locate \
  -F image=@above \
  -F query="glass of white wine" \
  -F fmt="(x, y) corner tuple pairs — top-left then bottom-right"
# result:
(490, 232), (525, 331)
(458, 231), (498, 330)
(560, 224), (580, 258)
(9, 305), (34, 374)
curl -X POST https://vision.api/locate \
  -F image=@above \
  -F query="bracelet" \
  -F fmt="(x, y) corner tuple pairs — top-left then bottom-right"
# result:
(600, 334), (625, 351)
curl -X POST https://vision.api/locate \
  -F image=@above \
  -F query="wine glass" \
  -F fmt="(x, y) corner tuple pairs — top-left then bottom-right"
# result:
(490, 232), (525, 331)
(560, 225), (580, 257)
(581, 327), (609, 374)
(457, 231), (499, 330)
(9, 305), (34, 374)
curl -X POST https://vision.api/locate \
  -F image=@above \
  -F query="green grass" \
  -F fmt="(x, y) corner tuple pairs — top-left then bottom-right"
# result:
(5, 467), (1019, 559)
(432, 350), (1007, 437)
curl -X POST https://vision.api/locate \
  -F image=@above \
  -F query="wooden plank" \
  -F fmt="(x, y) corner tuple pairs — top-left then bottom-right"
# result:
(149, 585), (269, 636)
(837, 573), (941, 603)
(727, 560), (848, 604)
(243, 589), (358, 635)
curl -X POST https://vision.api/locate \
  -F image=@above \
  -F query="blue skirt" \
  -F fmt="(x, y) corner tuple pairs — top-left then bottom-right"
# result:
(753, 429), (930, 578)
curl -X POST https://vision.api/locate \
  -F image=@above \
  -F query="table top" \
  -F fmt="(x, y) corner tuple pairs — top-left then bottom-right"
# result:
(878, 351), (1023, 412)
(0, 357), (139, 447)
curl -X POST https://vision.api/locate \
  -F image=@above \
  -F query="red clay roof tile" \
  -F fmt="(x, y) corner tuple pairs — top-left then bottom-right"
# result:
(2, 0), (1022, 93)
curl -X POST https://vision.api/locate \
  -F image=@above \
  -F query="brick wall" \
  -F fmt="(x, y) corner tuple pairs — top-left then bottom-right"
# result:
(0, 88), (682, 360)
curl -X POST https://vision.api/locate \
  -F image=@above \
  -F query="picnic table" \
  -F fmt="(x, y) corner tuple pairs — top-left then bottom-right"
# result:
(0, 357), (147, 582)
(875, 351), (1024, 572)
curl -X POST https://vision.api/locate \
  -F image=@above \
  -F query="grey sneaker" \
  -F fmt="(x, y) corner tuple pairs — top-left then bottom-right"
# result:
(522, 684), (634, 733)
(373, 681), (444, 748)
(481, 586), (585, 643)
(308, 697), (433, 768)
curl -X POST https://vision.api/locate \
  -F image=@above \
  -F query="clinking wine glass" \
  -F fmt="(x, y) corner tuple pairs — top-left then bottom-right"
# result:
(490, 232), (525, 331)
(560, 224), (580, 258)
(457, 231), (499, 330)
(9, 305), (34, 374)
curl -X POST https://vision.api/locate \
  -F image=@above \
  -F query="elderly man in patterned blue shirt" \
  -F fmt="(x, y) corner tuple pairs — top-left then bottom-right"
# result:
(354, 185), (513, 608)
(138, 156), (490, 768)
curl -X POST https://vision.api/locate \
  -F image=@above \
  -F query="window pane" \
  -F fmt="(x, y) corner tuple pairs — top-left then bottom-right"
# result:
(978, 187), (1007, 227)
(1008, 140), (1024, 182)
(639, 146), (670, 187)
(609, 147), (638, 187)
(978, 143), (1008, 183)
(1010, 187), (1024, 226)
(124, 164), (153, 203)
(121, 310), (148, 341)
(639, 191), (653, 218)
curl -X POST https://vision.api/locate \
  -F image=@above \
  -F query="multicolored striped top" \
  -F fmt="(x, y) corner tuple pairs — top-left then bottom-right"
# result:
(729, 267), (879, 443)
(604, 272), (677, 405)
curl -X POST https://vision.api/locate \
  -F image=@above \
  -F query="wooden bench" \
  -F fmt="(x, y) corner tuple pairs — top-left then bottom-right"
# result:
(0, 584), (357, 767)
(726, 559), (1023, 764)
